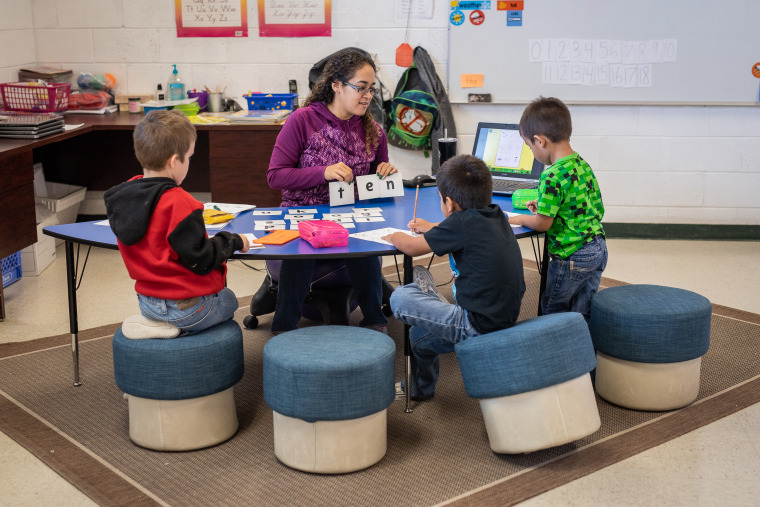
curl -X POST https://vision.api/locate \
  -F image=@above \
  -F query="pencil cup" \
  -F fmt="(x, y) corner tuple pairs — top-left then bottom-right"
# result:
(437, 137), (457, 174)
(187, 90), (208, 112)
(208, 93), (223, 113)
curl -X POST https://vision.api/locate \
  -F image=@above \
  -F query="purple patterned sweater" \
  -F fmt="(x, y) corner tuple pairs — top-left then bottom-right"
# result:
(267, 102), (389, 207)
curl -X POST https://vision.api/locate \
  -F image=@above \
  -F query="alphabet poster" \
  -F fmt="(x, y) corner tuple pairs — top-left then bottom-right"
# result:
(257, 0), (331, 37)
(176, 0), (248, 37)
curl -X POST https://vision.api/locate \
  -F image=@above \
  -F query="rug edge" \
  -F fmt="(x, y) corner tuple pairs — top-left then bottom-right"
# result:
(0, 394), (162, 507)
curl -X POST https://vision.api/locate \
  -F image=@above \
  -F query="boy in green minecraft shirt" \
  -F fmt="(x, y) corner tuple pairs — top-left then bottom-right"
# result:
(509, 96), (607, 321)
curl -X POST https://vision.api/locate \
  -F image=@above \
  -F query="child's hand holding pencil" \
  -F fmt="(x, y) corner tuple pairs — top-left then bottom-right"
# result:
(408, 185), (437, 233)
(408, 218), (434, 234)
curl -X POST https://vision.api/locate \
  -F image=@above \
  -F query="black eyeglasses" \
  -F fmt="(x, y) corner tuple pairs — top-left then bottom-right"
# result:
(342, 81), (378, 96)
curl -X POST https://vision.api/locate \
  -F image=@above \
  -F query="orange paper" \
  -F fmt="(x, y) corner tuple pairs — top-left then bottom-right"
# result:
(498, 1), (523, 10)
(396, 43), (414, 67)
(460, 74), (484, 88)
(252, 229), (301, 245)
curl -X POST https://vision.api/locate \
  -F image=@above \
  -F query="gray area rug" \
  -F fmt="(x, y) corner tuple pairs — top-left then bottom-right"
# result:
(1, 260), (759, 506)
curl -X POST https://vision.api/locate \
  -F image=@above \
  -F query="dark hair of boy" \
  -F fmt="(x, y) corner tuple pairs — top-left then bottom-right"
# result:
(435, 153), (492, 210)
(519, 96), (572, 143)
(133, 110), (197, 171)
(304, 47), (381, 155)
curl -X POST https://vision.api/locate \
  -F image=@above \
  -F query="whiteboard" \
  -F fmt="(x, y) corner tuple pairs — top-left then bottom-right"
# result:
(447, 0), (760, 104)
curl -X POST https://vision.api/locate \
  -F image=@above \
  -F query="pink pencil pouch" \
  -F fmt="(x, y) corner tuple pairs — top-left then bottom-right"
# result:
(298, 220), (349, 248)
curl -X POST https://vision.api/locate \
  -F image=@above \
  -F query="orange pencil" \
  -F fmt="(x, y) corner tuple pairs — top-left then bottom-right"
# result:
(413, 184), (420, 223)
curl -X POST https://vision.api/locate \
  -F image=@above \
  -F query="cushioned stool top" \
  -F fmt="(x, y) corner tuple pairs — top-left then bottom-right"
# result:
(263, 326), (395, 422)
(456, 312), (596, 399)
(589, 284), (711, 363)
(113, 319), (244, 400)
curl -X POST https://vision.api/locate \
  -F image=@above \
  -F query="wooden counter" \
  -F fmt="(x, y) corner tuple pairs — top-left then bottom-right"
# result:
(0, 112), (283, 316)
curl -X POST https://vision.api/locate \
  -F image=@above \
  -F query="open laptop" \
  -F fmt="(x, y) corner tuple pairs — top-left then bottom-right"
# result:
(472, 122), (544, 195)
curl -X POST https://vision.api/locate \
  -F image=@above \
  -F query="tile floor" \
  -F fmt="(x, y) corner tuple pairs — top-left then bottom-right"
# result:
(1, 238), (759, 506)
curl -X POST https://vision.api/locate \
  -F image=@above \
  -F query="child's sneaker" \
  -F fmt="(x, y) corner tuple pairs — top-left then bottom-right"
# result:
(395, 381), (434, 402)
(412, 265), (448, 304)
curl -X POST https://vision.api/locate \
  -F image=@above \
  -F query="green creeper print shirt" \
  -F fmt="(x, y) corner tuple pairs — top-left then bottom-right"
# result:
(536, 152), (605, 258)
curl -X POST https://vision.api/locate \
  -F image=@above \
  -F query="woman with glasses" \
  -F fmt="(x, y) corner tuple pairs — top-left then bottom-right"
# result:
(265, 47), (397, 334)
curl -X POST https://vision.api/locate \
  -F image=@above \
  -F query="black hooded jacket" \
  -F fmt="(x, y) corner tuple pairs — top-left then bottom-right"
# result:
(104, 176), (242, 299)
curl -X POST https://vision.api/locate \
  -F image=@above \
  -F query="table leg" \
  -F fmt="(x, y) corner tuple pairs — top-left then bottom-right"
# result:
(537, 233), (549, 316)
(403, 254), (413, 413)
(65, 241), (82, 386)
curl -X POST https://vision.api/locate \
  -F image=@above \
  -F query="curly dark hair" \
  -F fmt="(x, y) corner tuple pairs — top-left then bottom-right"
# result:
(304, 48), (380, 155)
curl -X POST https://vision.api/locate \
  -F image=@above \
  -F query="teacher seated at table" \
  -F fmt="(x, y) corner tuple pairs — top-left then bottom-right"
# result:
(265, 47), (397, 334)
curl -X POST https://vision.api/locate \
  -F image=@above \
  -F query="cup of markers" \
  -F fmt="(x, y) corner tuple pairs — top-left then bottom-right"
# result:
(187, 89), (209, 112)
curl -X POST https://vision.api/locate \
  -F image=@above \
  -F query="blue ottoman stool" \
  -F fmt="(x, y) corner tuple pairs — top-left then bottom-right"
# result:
(113, 318), (244, 451)
(263, 326), (395, 473)
(589, 284), (711, 411)
(456, 312), (600, 454)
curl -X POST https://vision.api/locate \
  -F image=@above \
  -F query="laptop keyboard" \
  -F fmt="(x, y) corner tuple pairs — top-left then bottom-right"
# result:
(492, 179), (538, 193)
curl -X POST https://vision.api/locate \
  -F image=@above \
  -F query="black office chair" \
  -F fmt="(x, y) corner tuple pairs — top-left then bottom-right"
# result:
(243, 259), (394, 330)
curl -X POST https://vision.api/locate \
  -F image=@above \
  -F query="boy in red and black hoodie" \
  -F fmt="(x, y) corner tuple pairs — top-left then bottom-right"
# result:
(104, 110), (249, 334)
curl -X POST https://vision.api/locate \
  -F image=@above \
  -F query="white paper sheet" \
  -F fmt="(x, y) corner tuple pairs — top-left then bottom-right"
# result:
(350, 227), (415, 245)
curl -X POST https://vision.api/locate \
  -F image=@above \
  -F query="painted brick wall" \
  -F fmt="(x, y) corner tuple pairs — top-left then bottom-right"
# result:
(1, 0), (758, 225)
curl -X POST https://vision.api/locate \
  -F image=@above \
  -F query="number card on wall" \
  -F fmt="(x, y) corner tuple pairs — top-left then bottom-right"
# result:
(529, 38), (674, 89)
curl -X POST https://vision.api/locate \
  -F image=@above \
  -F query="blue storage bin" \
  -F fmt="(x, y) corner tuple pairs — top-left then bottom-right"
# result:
(2, 251), (22, 289)
(243, 93), (297, 111)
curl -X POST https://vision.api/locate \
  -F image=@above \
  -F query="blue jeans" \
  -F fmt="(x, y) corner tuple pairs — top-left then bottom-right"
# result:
(137, 287), (239, 334)
(542, 235), (608, 321)
(272, 257), (387, 332)
(390, 284), (482, 398)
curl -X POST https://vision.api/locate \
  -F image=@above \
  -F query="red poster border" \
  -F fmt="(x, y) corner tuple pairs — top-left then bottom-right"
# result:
(257, 0), (331, 37)
(176, 0), (248, 38)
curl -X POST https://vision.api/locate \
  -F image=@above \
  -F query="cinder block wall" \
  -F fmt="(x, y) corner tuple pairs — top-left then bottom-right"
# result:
(1, 0), (757, 226)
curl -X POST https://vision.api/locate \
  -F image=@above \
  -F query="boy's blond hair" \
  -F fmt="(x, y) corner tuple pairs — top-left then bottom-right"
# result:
(133, 110), (197, 171)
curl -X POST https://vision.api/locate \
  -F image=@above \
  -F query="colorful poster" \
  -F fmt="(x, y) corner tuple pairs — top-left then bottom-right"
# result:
(258, 0), (331, 37)
(450, 1), (491, 10)
(176, 0), (248, 38)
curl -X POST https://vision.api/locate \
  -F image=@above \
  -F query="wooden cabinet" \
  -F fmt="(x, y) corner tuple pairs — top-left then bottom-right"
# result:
(0, 150), (36, 260)
(0, 114), (283, 317)
(209, 128), (282, 207)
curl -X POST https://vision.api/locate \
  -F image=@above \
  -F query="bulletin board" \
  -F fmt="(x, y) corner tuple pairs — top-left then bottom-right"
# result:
(447, 0), (760, 104)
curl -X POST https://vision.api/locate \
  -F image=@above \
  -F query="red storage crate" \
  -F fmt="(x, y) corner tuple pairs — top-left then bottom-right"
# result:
(0, 82), (70, 112)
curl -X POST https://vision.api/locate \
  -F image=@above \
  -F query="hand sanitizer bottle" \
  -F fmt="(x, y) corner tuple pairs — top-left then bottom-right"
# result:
(167, 65), (185, 101)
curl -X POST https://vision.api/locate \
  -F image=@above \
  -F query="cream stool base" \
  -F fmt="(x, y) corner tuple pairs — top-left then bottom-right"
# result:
(126, 387), (239, 451)
(595, 352), (701, 411)
(479, 373), (600, 454)
(273, 409), (387, 473)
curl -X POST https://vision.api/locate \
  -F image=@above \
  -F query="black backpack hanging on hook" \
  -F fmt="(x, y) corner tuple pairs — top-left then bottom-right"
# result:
(308, 47), (392, 131)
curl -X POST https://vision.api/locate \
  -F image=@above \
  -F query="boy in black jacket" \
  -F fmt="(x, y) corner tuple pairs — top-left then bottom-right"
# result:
(383, 154), (525, 400)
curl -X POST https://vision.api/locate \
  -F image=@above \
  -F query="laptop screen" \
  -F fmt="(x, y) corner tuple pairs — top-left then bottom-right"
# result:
(472, 122), (544, 180)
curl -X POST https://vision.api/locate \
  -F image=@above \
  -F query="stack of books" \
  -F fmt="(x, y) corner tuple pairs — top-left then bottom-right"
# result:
(0, 111), (65, 139)
(17, 66), (73, 84)
(228, 109), (291, 124)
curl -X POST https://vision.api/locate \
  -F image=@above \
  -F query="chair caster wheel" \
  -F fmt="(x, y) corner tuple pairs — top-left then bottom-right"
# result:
(243, 315), (259, 330)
